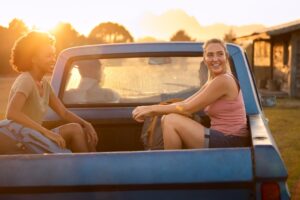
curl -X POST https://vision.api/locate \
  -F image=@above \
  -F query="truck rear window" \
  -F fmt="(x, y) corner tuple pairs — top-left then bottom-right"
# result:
(62, 57), (210, 105)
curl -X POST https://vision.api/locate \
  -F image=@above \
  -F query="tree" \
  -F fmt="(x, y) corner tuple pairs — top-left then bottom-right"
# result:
(223, 28), (236, 43)
(0, 18), (29, 74)
(170, 30), (193, 41)
(88, 22), (134, 44)
(137, 36), (158, 43)
(8, 18), (28, 35)
(50, 22), (85, 53)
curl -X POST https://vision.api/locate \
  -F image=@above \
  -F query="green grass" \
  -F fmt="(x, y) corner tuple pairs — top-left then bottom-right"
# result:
(264, 99), (300, 197)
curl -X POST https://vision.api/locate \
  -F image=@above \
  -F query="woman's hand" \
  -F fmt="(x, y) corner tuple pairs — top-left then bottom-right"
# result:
(83, 122), (98, 147)
(44, 130), (66, 149)
(132, 105), (154, 123)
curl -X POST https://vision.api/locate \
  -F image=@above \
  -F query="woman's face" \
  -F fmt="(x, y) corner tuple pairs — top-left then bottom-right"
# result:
(204, 43), (227, 76)
(32, 44), (56, 74)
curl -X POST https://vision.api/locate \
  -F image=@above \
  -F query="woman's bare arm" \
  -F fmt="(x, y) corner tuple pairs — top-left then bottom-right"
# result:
(6, 92), (66, 148)
(132, 75), (233, 122)
(49, 92), (98, 145)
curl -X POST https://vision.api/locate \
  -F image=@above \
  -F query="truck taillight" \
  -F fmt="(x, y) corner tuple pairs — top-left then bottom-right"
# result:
(261, 182), (280, 200)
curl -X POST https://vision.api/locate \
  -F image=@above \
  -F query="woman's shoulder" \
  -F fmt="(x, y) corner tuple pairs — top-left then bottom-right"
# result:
(15, 72), (31, 80)
(9, 72), (35, 98)
(216, 73), (234, 79)
(207, 73), (238, 94)
(211, 73), (235, 85)
(12, 72), (34, 87)
(214, 73), (240, 97)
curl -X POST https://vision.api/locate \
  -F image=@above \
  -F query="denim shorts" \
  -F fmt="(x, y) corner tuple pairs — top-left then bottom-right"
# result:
(204, 128), (250, 148)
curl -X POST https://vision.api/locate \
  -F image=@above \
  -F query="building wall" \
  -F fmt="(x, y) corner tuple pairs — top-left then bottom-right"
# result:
(290, 31), (300, 97)
(272, 39), (290, 93)
(234, 25), (300, 97)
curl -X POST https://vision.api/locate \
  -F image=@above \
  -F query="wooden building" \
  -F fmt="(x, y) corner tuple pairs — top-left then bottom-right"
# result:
(234, 20), (300, 97)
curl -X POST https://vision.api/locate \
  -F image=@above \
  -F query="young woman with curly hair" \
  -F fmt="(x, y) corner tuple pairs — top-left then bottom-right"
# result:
(6, 31), (98, 152)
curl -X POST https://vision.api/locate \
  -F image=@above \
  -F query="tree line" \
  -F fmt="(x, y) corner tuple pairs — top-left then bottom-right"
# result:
(0, 18), (233, 75)
(0, 19), (136, 74)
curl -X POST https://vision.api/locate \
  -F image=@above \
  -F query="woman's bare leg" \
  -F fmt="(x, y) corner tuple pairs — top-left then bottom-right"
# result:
(87, 140), (97, 152)
(56, 123), (90, 152)
(161, 113), (205, 149)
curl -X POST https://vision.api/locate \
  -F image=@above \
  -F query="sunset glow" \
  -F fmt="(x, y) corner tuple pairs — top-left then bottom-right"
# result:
(0, 0), (299, 39)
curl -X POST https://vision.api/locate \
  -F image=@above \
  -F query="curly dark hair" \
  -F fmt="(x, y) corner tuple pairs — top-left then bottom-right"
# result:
(10, 31), (55, 72)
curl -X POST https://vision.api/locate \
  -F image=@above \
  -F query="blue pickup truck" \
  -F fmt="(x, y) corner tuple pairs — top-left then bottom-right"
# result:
(0, 42), (290, 199)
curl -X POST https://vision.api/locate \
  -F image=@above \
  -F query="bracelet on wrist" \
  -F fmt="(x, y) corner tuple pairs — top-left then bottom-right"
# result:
(175, 105), (184, 112)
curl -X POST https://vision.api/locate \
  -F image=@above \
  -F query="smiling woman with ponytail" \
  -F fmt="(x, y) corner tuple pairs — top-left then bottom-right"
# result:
(132, 38), (249, 149)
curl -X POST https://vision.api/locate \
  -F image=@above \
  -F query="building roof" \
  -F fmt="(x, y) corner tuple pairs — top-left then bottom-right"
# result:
(234, 19), (300, 40)
(266, 19), (300, 35)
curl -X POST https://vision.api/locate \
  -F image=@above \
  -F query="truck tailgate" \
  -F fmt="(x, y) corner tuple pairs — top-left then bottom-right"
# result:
(0, 148), (253, 199)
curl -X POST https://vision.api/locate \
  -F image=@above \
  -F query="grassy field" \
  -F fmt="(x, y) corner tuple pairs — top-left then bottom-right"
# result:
(264, 99), (300, 197)
(0, 76), (299, 196)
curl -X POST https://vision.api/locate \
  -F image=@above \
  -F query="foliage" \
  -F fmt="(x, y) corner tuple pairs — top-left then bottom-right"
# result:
(0, 18), (29, 74)
(88, 22), (134, 44)
(0, 20), (134, 75)
(170, 30), (193, 41)
(223, 28), (236, 43)
(137, 36), (158, 43)
(50, 22), (86, 53)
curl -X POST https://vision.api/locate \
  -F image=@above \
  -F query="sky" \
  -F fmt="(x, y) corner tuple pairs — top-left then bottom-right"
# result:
(1, 0), (299, 38)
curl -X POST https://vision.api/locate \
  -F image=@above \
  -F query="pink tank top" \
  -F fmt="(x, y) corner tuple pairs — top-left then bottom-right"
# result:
(205, 78), (248, 137)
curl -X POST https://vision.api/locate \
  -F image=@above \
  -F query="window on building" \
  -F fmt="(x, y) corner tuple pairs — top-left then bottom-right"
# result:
(254, 41), (271, 67)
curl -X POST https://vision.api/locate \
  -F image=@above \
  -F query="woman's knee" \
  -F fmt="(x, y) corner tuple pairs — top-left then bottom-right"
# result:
(162, 113), (180, 124)
(161, 114), (184, 138)
(162, 113), (182, 128)
(60, 123), (84, 138)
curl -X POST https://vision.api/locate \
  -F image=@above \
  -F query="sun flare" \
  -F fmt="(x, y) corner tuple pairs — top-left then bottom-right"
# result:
(24, 17), (60, 32)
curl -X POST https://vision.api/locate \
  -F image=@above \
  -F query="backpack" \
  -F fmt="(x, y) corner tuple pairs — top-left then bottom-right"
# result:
(0, 130), (33, 154)
(140, 98), (183, 150)
(0, 120), (71, 154)
(140, 98), (211, 150)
